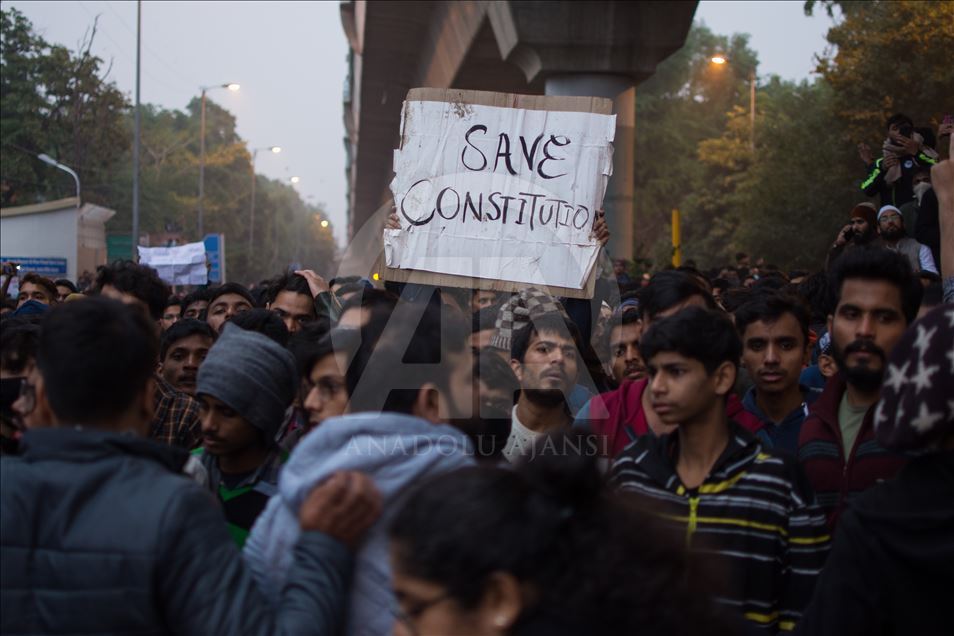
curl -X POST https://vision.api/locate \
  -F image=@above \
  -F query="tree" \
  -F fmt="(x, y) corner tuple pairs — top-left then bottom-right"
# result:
(806, 0), (954, 143)
(1, 8), (129, 207)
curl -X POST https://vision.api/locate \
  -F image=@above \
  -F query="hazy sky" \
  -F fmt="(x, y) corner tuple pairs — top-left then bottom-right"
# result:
(8, 1), (835, 246)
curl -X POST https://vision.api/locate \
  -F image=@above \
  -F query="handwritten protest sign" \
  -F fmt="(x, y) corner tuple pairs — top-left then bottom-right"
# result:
(384, 88), (615, 298)
(138, 241), (208, 286)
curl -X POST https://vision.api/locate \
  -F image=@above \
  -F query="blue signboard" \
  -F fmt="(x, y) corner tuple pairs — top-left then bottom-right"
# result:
(203, 234), (226, 284)
(0, 257), (68, 277)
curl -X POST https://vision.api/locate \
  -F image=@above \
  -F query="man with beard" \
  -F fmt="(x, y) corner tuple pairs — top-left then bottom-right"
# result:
(504, 313), (581, 463)
(876, 204), (938, 274)
(826, 203), (882, 269)
(606, 310), (646, 385)
(159, 319), (215, 396)
(798, 247), (922, 529)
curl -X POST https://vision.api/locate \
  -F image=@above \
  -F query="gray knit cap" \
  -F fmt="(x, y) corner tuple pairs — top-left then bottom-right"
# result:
(490, 287), (569, 351)
(196, 322), (297, 442)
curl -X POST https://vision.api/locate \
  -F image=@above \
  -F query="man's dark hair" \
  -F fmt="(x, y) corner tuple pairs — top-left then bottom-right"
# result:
(719, 287), (752, 314)
(292, 328), (361, 392)
(602, 310), (642, 355)
(640, 306), (741, 375)
(921, 281), (943, 309)
(734, 293), (810, 346)
(181, 288), (213, 312)
(511, 313), (582, 364)
(164, 296), (182, 311)
(338, 288), (399, 324)
(54, 279), (77, 294)
(94, 261), (170, 321)
(37, 297), (158, 424)
(472, 301), (505, 334)
(829, 247), (922, 324)
(228, 308), (290, 347)
(207, 282), (255, 308)
(265, 272), (314, 305)
(20, 273), (59, 303)
(641, 271), (715, 321)
(885, 113), (913, 131)
(711, 278), (730, 294)
(735, 252), (748, 263)
(795, 271), (831, 326)
(159, 318), (215, 362)
(335, 282), (366, 298)
(0, 319), (41, 373)
(329, 275), (361, 289)
(347, 303), (469, 414)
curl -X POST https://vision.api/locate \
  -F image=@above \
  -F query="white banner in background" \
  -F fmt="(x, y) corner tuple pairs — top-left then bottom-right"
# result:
(138, 241), (208, 286)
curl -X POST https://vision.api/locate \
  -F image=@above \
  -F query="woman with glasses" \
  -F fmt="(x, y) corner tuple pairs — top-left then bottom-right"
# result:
(388, 431), (733, 636)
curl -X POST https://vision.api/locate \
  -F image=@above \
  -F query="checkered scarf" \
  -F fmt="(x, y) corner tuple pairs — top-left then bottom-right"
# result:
(874, 304), (954, 451)
(490, 287), (569, 351)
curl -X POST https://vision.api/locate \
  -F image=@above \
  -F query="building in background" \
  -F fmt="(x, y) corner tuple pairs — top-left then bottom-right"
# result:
(340, 0), (697, 265)
(1, 197), (115, 282)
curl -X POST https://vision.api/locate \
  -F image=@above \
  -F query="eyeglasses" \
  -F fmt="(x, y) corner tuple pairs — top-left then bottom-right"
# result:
(393, 591), (454, 635)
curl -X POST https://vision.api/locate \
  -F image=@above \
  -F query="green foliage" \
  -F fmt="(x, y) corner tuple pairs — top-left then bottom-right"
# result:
(810, 0), (954, 144)
(634, 5), (948, 272)
(1, 7), (128, 207)
(1, 7), (338, 284)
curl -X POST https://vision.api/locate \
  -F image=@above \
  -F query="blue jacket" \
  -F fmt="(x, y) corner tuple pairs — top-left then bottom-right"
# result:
(244, 412), (475, 636)
(743, 385), (821, 456)
(1, 428), (352, 635)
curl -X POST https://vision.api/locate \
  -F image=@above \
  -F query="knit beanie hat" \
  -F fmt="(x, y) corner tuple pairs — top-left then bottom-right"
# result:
(196, 322), (297, 442)
(874, 305), (954, 452)
(877, 204), (902, 221)
(849, 202), (877, 227)
(490, 287), (569, 351)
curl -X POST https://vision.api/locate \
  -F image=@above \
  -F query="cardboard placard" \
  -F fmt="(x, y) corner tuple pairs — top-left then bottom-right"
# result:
(384, 88), (614, 299)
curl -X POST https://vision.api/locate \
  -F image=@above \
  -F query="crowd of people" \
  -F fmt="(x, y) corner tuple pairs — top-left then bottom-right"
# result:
(0, 113), (952, 635)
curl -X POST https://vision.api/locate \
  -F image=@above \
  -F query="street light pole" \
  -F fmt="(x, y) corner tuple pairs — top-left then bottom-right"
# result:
(37, 154), (80, 204)
(132, 0), (142, 261)
(198, 87), (207, 239)
(248, 145), (281, 269)
(749, 70), (756, 153)
(197, 82), (240, 239)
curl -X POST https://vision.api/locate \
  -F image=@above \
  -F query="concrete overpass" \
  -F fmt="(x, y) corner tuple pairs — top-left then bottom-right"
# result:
(339, 0), (697, 260)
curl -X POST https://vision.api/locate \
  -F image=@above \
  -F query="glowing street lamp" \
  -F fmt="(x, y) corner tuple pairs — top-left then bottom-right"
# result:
(320, 219), (329, 228)
(708, 55), (755, 152)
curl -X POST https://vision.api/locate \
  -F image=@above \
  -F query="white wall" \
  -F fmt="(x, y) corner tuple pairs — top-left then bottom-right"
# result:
(0, 208), (79, 280)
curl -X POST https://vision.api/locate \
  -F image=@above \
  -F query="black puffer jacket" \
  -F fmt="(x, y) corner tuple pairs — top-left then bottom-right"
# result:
(1, 428), (352, 635)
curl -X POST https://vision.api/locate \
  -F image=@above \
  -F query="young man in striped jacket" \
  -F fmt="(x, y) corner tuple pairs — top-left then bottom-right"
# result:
(797, 247), (921, 529)
(609, 307), (830, 633)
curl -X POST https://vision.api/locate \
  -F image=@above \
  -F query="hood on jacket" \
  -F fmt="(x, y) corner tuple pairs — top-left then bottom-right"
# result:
(243, 411), (476, 636)
(278, 411), (475, 507)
